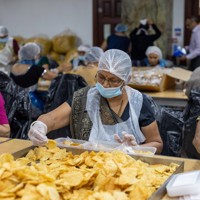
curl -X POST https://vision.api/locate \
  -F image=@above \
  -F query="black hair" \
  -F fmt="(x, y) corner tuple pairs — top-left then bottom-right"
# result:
(139, 23), (150, 30)
(189, 15), (200, 23)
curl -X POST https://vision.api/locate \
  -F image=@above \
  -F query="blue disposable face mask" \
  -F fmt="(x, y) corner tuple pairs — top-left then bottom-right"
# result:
(35, 59), (40, 65)
(79, 55), (85, 61)
(96, 82), (123, 98)
(0, 37), (8, 43)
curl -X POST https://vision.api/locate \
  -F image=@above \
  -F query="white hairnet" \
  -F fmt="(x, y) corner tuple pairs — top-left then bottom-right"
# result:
(85, 47), (104, 63)
(18, 42), (40, 61)
(98, 49), (132, 83)
(146, 46), (163, 60)
(0, 26), (8, 37)
(114, 23), (128, 32)
(140, 19), (147, 25)
(77, 44), (90, 52)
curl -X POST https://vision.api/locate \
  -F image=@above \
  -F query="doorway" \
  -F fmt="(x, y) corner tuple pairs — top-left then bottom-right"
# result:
(93, 0), (122, 46)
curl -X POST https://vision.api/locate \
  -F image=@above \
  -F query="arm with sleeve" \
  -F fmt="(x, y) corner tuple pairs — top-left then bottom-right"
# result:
(186, 27), (200, 60)
(149, 24), (162, 41)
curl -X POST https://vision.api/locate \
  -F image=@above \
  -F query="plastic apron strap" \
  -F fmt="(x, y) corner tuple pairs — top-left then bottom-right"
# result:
(125, 86), (145, 143)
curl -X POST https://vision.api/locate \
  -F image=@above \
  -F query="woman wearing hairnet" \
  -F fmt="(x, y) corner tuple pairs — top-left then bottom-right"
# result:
(0, 26), (19, 73)
(85, 46), (104, 67)
(101, 23), (131, 53)
(145, 46), (173, 68)
(69, 46), (103, 86)
(28, 49), (163, 153)
(10, 42), (58, 90)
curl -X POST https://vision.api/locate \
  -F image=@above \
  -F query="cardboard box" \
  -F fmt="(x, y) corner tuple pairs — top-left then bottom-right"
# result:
(129, 67), (192, 92)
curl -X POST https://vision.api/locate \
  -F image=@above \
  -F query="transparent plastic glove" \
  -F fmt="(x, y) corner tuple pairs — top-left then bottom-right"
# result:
(28, 121), (48, 146)
(114, 131), (138, 146)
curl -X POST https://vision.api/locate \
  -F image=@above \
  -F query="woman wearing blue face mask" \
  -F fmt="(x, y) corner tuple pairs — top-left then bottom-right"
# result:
(70, 44), (90, 71)
(0, 26), (19, 72)
(27, 49), (163, 154)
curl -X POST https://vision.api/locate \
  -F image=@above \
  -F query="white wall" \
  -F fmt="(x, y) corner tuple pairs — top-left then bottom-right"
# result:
(172, 0), (185, 48)
(0, 0), (93, 46)
(0, 0), (185, 48)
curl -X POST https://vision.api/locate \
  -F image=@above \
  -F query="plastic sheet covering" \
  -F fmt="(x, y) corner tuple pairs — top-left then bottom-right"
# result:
(183, 89), (200, 159)
(144, 94), (183, 157)
(159, 108), (183, 157)
(0, 72), (41, 139)
(44, 73), (87, 139)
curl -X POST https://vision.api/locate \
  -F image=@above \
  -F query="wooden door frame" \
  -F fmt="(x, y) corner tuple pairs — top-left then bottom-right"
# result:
(93, 0), (98, 46)
(92, 0), (122, 46)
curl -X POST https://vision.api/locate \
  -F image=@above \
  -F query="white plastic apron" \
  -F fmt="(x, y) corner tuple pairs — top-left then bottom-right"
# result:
(0, 38), (14, 66)
(86, 86), (145, 144)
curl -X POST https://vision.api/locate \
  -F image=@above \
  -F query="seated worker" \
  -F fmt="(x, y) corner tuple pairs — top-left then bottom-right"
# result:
(28, 49), (163, 154)
(0, 92), (10, 137)
(10, 42), (58, 91)
(0, 26), (19, 72)
(130, 19), (161, 66)
(101, 23), (131, 53)
(144, 46), (173, 68)
(69, 46), (104, 86)
(85, 46), (104, 67)
(70, 44), (90, 70)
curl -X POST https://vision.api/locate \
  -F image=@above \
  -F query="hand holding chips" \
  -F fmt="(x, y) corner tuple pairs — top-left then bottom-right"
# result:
(28, 121), (48, 146)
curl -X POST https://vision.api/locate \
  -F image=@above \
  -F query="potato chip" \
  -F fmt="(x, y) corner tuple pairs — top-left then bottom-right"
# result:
(0, 153), (14, 164)
(25, 150), (37, 161)
(45, 139), (57, 149)
(93, 191), (115, 200)
(0, 146), (179, 200)
(60, 171), (84, 187)
(36, 183), (60, 200)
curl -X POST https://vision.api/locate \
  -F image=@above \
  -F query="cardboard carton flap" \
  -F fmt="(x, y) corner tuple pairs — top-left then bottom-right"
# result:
(164, 67), (192, 82)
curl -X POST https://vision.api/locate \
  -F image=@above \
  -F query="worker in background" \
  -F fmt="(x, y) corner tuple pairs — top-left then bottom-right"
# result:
(130, 19), (161, 66)
(144, 46), (173, 68)
(70, 44), (90, 70)
(69, 46), (104, 86)
(10, 43), (58, 91)
(101, 23), (131, 53)
(0, 26), (19, 73)
(179, 16), (200, 71)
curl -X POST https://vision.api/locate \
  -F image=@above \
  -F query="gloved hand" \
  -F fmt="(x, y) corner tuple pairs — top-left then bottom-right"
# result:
(114, 131), (138, 146)
(28, 121), (48, 146)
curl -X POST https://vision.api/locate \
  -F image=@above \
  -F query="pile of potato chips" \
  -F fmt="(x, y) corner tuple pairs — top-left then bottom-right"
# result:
(0, 140), (179, 200)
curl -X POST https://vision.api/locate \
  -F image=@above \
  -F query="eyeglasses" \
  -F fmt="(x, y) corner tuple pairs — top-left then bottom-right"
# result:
(96, 73), (123, 87)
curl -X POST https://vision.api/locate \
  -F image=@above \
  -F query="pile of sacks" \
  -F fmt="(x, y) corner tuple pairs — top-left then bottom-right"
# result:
(13, 30), (78, 64)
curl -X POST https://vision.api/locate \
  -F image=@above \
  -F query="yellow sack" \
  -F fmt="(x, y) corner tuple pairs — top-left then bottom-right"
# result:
(52, 30), (76, 54)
